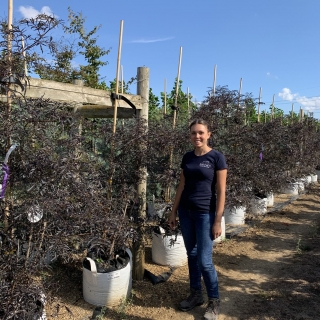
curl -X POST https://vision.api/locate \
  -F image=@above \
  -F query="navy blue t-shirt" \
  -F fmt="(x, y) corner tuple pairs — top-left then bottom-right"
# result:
(179, 149), (227, 212)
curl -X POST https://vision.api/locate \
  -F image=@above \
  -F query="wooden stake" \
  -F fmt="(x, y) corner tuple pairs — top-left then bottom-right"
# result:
(238, 78), (242, 108)
(173, 46), (182, 128)
(271, 94), (275, 120)
(121, 65), (124, 94)
(133, 67), (149, 281)
(21, 36), (28, 76)
(4, 0), (13, 232)
(121, 65), (124, 127)
(292, 103), (294, 121)
(7, 0), (13, 112)
(213, 65), (217, 96)
(299, 106), (302, 122)
(257, 87), (262, 123)
(187, 87), (190, 119)
(164, 79), (167, 115)
(112, 20), (124, 134)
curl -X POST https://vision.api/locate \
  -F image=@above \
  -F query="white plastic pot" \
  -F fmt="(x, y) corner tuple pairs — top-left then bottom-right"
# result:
(36, 293), (47, 320)
(214, 216), (225, 244)
(224, 206), (246, 225)
(250, 197), (267, 215)
(267, 193), (274, 207)
(152, 229), (187, 267)
(281, 183), (299, 195)
(296, 179), (305, 192)
(305, 175), (312, 185)
(83, 249), (132, 307)
(311, 174), (318, 183)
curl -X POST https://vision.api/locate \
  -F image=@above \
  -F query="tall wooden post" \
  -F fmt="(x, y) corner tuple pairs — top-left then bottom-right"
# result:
(237, 78), (244, 124)
(164, 79), (167, 115)
(21, 36), (28, 76)
(132, 67), (149, 281)
(187, 87), (190, 119)
(257, 87), (262, 123)
(112, 20), (124, 134)
(121, 65), (125, 127)
(291, 103), (294, 122)
(271, 94), (275, 120)
(167, 48), (182, 201)
(238, 78), (242, 108)
(173, 47), (182, 128)
(4, 0), (13, 232)
(7, 0), (13, 126)
(213, 65), (217, 96)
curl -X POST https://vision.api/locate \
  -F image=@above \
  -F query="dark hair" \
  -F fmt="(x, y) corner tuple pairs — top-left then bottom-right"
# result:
(189, 119), (211, 131)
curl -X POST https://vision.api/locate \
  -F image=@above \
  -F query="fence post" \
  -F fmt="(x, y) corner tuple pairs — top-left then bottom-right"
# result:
(132, 67), (149, 281)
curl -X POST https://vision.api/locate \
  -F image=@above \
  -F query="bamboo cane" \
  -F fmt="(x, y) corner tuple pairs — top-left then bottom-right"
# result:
(257, 87), (262, 123)
(112, 20), (124, 134)
(272, 94), (275, 120)
(108, 20), (124, 199)
(4, 0), (13, 232)
(238, 78), (242, 108)
(164, 79), (167, 115)
(166, 47), (182, 201)
(121, 65), (124, 127)
(213, 65), (217, 96)
(187, 87), (190, 119)
(292, 103), (294, 123)
(22, 36), (28, 76)
(173, 47), (182, 129)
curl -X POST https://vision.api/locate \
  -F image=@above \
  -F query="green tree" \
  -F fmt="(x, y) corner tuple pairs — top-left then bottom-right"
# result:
(63, 7), (110, 88)
(148, 88), (161, 121)
(160, 79), (196, 125)
(35, 7), (110, 89)
(34, 42), (78, 83)
(244, 97), (258, 124)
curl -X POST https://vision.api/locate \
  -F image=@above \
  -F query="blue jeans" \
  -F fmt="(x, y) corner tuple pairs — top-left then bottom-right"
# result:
(178, 206), (219, 299)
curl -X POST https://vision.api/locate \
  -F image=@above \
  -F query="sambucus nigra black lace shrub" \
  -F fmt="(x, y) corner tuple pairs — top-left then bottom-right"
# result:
(0, 15), (148, 319)
(192, 86), (320, 208)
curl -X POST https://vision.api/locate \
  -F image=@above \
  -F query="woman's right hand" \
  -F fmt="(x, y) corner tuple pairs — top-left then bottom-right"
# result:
(168, 211), (177, 230)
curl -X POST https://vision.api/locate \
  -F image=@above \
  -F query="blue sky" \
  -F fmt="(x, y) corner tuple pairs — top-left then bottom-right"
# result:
(4, 0), (320, 116)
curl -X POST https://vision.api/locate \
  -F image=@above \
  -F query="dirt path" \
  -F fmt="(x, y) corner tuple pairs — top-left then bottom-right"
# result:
(46, 185), (320, 320)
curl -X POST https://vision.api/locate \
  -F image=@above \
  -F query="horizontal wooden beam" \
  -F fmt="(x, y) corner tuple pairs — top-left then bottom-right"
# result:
(75, 104), (139, 118)
(0, 78), (142, 118)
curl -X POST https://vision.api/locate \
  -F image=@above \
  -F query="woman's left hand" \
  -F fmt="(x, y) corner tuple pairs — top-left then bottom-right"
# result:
(212, 221), (222, 239)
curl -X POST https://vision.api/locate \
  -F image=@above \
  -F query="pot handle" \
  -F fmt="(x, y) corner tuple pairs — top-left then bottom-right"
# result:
(85, 257), (98, 286)
(125, 248), (132, 271)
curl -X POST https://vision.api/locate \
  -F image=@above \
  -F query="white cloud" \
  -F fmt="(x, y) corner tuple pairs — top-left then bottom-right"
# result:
(278, 88), (298, 101)
(19, 6), (57, 19)
(278, 88), (320, 111)
(267, 71), (278, 80)
(130, 37), (174, 44)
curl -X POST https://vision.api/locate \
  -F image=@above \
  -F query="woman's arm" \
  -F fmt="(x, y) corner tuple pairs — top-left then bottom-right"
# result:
(168, 171), (185, 230)
(212, 169), (227, 239)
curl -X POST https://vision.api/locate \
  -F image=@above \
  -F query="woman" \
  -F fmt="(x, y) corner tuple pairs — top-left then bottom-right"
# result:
(168, 119), (227, 320)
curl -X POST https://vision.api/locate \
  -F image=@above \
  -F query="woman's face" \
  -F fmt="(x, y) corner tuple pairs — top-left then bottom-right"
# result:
(190, 124), (211, 148)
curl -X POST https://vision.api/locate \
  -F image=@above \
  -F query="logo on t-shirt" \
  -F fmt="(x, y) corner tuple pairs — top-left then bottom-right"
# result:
(199, 161), (212, 169)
